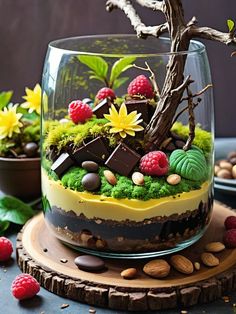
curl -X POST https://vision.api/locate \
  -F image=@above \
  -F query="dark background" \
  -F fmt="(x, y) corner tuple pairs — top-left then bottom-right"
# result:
(0, 0), (235, 136)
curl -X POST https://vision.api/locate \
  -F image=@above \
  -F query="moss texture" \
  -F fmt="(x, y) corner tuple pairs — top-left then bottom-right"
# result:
(60, 166), (202, 200)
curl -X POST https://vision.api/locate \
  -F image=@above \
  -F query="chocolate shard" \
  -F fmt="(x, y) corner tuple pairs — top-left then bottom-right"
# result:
(125, 99), (149, 123)
(93, 98), (112, 118)
(73, 136), (110, 165)
(51, 153), (74, 177)
(105, 142), (141, 176)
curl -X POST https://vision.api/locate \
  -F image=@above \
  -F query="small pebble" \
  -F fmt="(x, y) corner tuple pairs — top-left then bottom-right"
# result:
(82, 161), (99, 172)
(167, 174), (181, 185)
(89, 308), (96, 314)
(132, 172), (144, 186)
(74, 255), (105, 272)
(82, 173), (101, 191)
(59, 118), (69, 124)
(23, 142), (38, 157)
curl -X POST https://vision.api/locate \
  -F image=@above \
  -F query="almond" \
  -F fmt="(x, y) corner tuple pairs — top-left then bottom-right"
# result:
(103, 170), (117, 185)
(170, 255), (194, 274)
(121, 268), (137, 279)
(132, 172), (144, 186)
(201, 252), (220, 267)
(167, 174), (181, 185)
(143, 259), (170, 278)
(205, 242), (225, 253)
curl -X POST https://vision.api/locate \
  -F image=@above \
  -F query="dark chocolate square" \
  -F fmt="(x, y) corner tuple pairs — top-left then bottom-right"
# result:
(51, 153), (74, 177)
(92, 98), (112, 118)
(105, 142), (141, 176)
(73, 136), (110, 165)
(125, 99), (149, 123)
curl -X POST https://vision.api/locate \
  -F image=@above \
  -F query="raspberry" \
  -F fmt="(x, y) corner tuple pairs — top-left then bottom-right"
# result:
(0, 237), (13, 261)
(223, 229), (236, 248)
(224, 216), (236, 230)
(140, 151), (169, 176)
(11, 274), (40, 300)
(95, 87), (116, 101)
(68, 100), (93, 124)
(127, 75), (154, 99)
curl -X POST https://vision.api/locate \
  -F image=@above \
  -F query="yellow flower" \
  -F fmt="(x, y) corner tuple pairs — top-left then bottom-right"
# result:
(104, 103), (144, 138)
(0, 104), (23, 139)
(21, 84), (42, 114)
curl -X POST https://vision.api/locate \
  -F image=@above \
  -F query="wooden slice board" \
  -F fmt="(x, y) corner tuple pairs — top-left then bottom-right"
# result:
(16, 202), (236, 311)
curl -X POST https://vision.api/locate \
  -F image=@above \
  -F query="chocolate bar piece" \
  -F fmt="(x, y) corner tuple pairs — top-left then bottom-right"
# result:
(125, 99), (149, 123)
(73, 136), (110, 165)
(93, 98), (112, 118)
(51, 153), (74, 177)
(105, 142), (141, 176)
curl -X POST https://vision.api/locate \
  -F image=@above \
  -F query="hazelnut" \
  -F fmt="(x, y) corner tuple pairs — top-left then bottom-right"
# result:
(132, 172), (144, 185)
(219, 160), (233, 171)
(217, 169), (232, 179)
(232, 165), (236, 179)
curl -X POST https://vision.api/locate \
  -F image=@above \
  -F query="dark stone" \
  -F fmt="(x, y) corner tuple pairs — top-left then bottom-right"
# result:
(81, 161), (99, 172)
(82, 173), (101, 191)
(92, 98), (112, 118)
(51, 153), (74, 177)
(73, 137), (110, 165)
(74, 255), (105, 272)
(125, 99), (149, 123)
(175, 140), (186, 149)
(23, 142), (38, 157)
(105, 142), (141, 176)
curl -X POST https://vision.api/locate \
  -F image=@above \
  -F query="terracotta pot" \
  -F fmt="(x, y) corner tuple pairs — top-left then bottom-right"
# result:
(0, 157), (41, 200)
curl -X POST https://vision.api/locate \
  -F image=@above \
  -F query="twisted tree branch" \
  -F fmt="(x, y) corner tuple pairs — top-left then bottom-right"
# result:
(190, 26), (236, 45)
(106, 0), (168, 38)
(135, 0), (165, 11)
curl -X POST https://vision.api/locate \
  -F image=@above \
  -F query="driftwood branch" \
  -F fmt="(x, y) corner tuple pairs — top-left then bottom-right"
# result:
(106, 0), (236, 151)
(190, 26), (236, 45)
(135, 0), (165, 11)
(183, 86), (195, 150)
(106, 0), (168, 38)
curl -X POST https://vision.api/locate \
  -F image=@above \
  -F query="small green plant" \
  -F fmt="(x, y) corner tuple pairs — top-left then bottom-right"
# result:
(77, 55), (136, 89)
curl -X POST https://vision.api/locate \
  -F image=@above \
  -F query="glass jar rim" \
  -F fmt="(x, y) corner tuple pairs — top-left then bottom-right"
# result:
(48, 34), (206, 57)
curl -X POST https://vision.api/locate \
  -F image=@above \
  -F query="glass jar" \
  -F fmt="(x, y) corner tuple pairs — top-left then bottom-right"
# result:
(41, 35), (214, 258)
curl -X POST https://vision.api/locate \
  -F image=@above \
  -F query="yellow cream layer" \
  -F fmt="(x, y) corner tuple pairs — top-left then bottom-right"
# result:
(42, 170), (210, 221)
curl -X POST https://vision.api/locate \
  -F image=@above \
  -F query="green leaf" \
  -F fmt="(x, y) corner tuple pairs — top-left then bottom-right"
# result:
(0, 221), (10, 234)
(0, 91), (13, 110)
(89, 74), (105, 83)
(78, 55), (108, 80)
(113, 76), (129, 89)
(0, 196), (34, 224)
(227, 19), (235, 32)
(169, 147), (207, 181)
(110, 57), (136, 85)
(42, 195), (51, 213)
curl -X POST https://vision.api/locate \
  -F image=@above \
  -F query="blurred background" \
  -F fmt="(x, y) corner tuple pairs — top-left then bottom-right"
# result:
(0, 0), (235, 136)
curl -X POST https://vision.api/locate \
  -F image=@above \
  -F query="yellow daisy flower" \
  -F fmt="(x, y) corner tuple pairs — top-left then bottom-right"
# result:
(21, 84), (42, 114)
(104, 103), (144, 138)
(0, 104), (23, 139)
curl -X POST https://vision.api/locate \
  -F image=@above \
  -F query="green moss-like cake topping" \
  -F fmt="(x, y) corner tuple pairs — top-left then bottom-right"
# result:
(59, 166), (202, 201)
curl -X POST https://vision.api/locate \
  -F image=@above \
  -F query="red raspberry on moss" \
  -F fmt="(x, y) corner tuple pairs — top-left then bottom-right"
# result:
(11, 274), (40, 300)
(224, 216), (236, 230)
(95, 87), (116, 101)
(140, 151), (169, 176)
(0, 236), (13, 262)
(127, 75), (154, 99)
(223, 229), (236, 248)
(68, 100), (93, 124)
